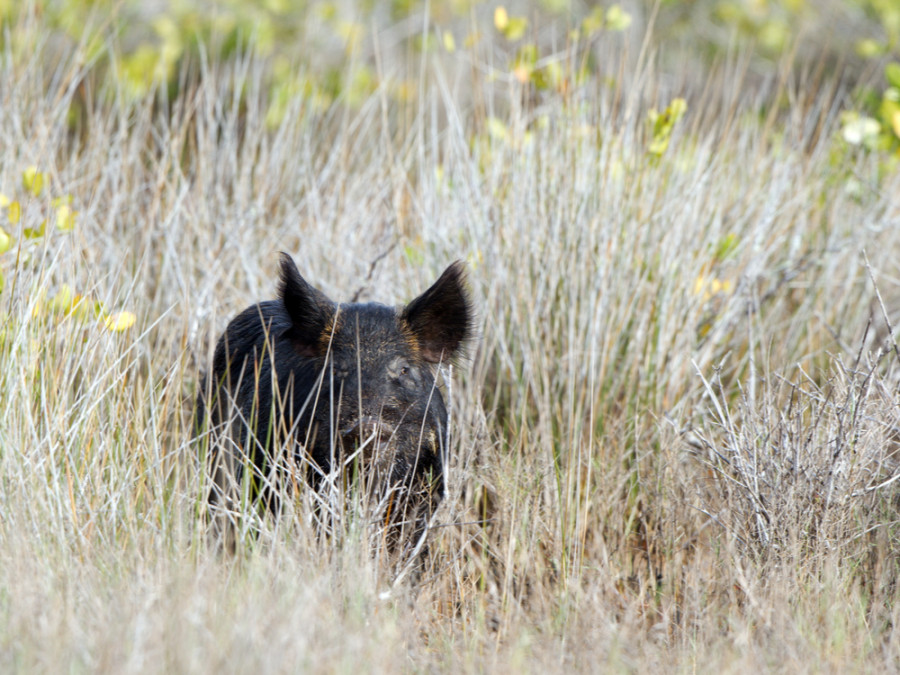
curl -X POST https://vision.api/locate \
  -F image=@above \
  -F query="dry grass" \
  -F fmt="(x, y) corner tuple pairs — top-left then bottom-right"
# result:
(1, 6), (900, 672)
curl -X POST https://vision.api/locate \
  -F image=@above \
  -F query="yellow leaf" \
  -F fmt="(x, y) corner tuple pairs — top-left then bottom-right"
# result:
(55, 204), (76, 232)
(8, 201), (21, 224)
(0, 227), (10, 254)
(337, 21), (364, 52)
(892, 110), (900, 139)
(856, 39), (884, 58)
(486, 117), (509, 141)
(104, 311), (136, 332)
(0, 193), (9, 207)
(605, 5), (632, 31)
(694, 275), (706, 296)
(22, 166), (45, 197)
(494, 6), (509, 31)
(442, 30), (456, 52)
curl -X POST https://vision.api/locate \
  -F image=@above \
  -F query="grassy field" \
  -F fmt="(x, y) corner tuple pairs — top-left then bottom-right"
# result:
(1, 1), (900, 671)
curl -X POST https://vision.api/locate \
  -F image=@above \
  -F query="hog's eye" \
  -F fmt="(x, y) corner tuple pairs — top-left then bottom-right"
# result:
(389, 357), (417, 386)
(396, 363), (421, 391)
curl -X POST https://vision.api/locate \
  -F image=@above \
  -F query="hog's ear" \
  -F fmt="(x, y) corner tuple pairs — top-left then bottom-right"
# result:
(401, 261), (473, 364)
(278, 253), (336, 358)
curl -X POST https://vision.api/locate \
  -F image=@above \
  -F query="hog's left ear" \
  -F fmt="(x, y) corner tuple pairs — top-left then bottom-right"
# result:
(401, 261), (473, 364)
(279, 253), (337, 358)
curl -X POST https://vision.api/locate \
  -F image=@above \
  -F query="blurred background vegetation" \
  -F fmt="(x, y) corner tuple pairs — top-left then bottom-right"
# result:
(2, 0), (898, 149)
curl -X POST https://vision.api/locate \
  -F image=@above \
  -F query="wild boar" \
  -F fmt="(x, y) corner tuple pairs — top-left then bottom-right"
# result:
(197, 254), (472, 563)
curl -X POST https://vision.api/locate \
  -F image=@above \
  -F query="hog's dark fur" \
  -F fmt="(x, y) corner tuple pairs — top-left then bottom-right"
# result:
(197, 254), (472, 562)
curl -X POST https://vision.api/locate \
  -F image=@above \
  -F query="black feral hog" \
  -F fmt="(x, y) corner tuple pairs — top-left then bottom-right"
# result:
(197, 253), (472, 563)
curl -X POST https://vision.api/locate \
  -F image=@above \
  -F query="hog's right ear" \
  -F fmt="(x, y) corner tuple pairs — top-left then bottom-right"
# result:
(401, 261), (473, 364)
(278, 253), (336, 358)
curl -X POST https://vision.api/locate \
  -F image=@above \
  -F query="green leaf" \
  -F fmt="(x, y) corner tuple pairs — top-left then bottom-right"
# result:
(403, 244), (424, 266)
(23, 220), (46, 239)
(582, 7), (604, 37)
(538, 0), (569, 13)
(886, 62), (900, 90)
(49, 283), (76, 315)
(648, 98), (687, 158)
(714, 233), (739, 261)
(121, 44), (165, 99)
(503, 16), (528, 41)
(533, 61), (562, 90)
(515, 44), (538, 69)
(758, 19), (788, 53)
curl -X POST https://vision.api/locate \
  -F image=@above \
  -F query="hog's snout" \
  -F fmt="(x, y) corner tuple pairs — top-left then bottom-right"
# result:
(340, 416), (397, 446)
